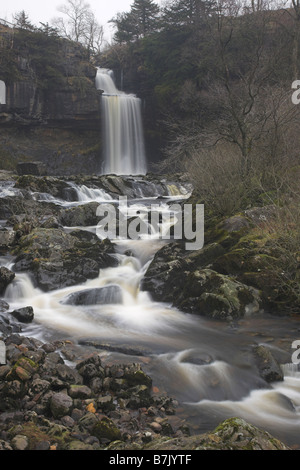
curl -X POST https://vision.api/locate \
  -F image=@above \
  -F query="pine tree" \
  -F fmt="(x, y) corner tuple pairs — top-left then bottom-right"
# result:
(131, 0), (160, 37)
(162, 0), (216, 29)
(111, 0), (160, 43)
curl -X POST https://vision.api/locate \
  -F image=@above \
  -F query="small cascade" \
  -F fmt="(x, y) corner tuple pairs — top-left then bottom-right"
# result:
(95, 68), (147, 176)
(70, 184), (113, 203)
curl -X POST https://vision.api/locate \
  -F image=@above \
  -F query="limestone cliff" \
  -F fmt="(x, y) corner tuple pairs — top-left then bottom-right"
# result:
(0, 22), (103, 174)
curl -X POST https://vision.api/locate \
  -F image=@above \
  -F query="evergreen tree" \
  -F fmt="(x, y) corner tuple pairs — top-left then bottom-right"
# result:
(162, 0), (216, 29)
(13, 10), (35, 30)
(131, 0), (160, 37)
(111, 0), (160, 43)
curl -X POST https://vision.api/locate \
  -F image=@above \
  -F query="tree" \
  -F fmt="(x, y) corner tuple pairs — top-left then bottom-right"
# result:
(111, 0), (161, 43)
(162, 0), (216, 29)
(131, 0), (161, 36)
(160, 0), (298, 189)
(13, 10), (34, 30)
(52, 0), (104, 55)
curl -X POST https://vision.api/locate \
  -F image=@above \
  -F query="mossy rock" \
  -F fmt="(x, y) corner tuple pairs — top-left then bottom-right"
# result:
(176, 269), (261, 320)
(92, 417), (122, 442)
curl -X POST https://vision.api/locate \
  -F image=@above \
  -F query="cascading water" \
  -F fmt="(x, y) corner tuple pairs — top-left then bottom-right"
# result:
(2, 177), (300, 447)
(95, 68), (147, 176)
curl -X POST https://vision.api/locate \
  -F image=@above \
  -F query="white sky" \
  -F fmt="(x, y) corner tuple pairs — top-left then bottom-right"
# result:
(0, 0), (161, 42)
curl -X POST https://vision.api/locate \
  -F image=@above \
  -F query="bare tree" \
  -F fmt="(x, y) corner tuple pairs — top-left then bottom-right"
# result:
(52, 0), (104, 55)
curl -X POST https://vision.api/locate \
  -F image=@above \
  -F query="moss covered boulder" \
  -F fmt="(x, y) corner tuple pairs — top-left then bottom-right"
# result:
(175, 269), (261, 320)
(11, 228), (117, 291)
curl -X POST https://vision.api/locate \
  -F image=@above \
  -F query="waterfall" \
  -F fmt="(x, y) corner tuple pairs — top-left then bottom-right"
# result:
(95, 68), (147, 176)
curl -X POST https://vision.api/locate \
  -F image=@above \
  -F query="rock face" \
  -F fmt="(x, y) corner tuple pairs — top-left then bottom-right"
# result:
(2, 27), (100, 129)
(0, 26), (102, 174)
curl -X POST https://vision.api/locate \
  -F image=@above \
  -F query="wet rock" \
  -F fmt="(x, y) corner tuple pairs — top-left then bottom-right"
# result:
(91, 416), (122, 443)
(253, 345), (284, 383)
(78, 411), (99, 432)
(50, 392), (73, 419)
(12, 228), (117, 291)
(58, 202), (100, 227)
(0, 300), (9, 313)
(62, 285), (122, 306)
(10, 306), (34, 324)
(176, 269), (262, 320)
(0, 267), (15, 295)
(15, 175), (72, 200)
(68, 384), (92, 399)
(0, 230), (16, 254)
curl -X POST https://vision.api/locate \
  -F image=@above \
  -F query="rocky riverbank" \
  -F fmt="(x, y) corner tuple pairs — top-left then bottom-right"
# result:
(0, 331), (290, 451)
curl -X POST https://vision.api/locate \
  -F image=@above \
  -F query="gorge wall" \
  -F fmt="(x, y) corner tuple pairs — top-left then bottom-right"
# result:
(0, 23), (103, 175)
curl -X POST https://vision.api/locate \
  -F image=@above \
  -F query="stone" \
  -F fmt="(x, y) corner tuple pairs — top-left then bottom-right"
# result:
(97, 395), (115, 412)
(10, 306), (34, 323)
(61, 285), (123, 306)
(50, 392), (73, 418)
(78, 412), (99, 432)
(177, 269), (261, 320)
(0, 230), (16, 253)
(16, 162), (46, 176)
(12, 228), (117, 291)
(0, 267), (15, 295)
(0, 300), (9, 312)
(68, 384), (92, 399)
(253, 345), (284, 383)
(11, 434), (29, 450)
(91, 417), (122, 442)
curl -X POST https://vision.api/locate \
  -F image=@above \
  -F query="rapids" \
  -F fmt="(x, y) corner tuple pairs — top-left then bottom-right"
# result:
(2, 180), (300, 448)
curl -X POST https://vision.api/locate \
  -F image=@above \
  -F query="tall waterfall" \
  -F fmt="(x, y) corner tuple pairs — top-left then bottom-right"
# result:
(96, 68), (147, 176)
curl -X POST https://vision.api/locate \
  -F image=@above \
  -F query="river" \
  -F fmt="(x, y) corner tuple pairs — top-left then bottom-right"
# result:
(1, 178), (300, 449)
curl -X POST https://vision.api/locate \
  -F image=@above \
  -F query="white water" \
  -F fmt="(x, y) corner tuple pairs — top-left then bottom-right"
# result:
(2, 181), (300, 448)
(95, 68), (147, 176)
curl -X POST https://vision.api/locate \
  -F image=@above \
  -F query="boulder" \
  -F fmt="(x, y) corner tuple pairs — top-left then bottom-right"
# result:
(12, 228), (117, 291)
(139, 417), (290, 450)
(0, 230), (16, 253)
(16, 162), (46, 177)
(61, 285), (123, 306)
(50, 392), (73, 419)
(58, 202), (100, 227)
(253, 345), (284, 383)
(142, 241), (262, 320)
(10, 306), (34, 323)
(91, 417), (122, 442)
(176, 269), (261, 320)
(0, 267), (15, 295)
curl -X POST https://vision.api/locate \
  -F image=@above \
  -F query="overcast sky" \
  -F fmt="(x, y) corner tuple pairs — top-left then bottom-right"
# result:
(0, 0), (161, 41)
